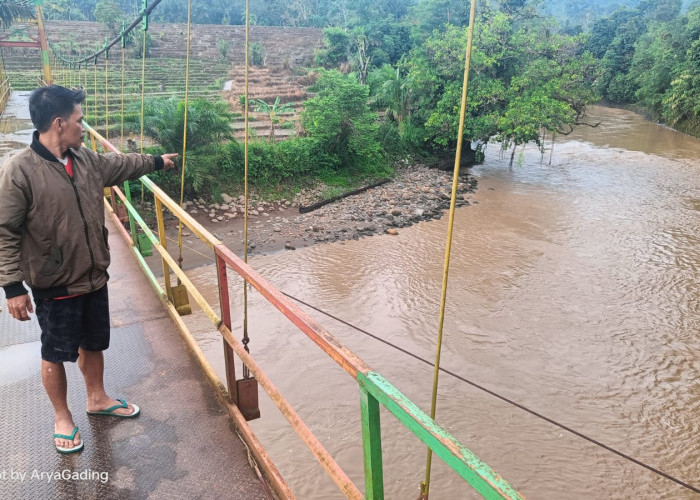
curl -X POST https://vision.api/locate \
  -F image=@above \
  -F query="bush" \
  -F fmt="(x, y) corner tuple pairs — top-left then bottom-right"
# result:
(217, 137), (337, 186)
(302, 70), (385, 176)
(314, 28), (351, 68)
(250, 42), (265, 66)
(217, 40), (230, 59)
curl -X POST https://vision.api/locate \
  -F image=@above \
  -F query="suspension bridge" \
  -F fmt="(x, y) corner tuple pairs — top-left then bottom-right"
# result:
(2, 1), (699, 499)
(0, 1), (524, 499)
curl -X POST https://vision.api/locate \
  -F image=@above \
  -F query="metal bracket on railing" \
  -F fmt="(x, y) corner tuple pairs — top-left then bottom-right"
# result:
(141, 0), (149, 32)
(121, 21), (127, 49)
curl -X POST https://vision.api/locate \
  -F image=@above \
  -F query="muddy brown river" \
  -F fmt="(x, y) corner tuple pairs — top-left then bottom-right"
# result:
(3, 96), (696, 497)
(180, 106), (700, 499)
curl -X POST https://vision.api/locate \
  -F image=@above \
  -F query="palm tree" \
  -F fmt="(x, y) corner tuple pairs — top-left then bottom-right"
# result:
(252, 96), (295, 141)
(369, 64), (411, 126)
(0, 0), (35, 29)
(124, 97), (235, 194)
(126, 97), (234, 153)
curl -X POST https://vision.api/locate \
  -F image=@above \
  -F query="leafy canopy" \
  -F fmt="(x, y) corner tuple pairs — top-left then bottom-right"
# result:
(302, 70), (385, 176)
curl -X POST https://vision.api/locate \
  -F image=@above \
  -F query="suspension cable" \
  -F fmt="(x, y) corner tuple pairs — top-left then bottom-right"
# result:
(120, 23), (126, 151)
(139, 29), (146, 155)
(177, 0), (193, 270)
(242, 0), (252, 376)
(82, 62), (88, 119)
(93, 58), (98, 131)
(104, 43), (109, 141)
(281, 291), (700, 496)
(420, 0), (478, 497)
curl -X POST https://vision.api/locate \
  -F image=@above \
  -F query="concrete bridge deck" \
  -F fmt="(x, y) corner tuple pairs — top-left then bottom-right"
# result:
(0, 98), (270, 497)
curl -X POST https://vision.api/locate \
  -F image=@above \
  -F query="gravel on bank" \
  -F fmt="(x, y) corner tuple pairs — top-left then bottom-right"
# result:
(156, 165), (478, 260)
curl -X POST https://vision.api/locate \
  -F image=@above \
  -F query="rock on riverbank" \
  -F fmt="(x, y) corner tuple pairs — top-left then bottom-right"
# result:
(166, 165), (477, 257)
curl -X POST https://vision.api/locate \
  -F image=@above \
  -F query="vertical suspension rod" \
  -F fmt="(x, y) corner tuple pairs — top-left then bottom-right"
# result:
(177, 0), (193, 267)
(420, 0), (478, 498)
(242, 0), (252, 375)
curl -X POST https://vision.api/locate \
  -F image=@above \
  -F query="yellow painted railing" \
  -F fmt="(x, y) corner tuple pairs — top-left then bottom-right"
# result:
(0, 78), (11, 115)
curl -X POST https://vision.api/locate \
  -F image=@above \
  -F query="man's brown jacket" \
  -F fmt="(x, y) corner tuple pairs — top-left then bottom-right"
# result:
(0, 132), (164, 299)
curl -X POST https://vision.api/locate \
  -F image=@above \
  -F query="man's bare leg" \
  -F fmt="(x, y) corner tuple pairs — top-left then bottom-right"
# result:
(78, 348), (136, 415)
(42, 360), (81, 450)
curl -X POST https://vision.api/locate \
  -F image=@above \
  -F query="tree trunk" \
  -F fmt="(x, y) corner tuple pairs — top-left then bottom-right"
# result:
(549, 132), (556, 165)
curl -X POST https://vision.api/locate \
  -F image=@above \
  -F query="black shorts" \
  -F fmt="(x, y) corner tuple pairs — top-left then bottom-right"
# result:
(36, 286), (111, 363)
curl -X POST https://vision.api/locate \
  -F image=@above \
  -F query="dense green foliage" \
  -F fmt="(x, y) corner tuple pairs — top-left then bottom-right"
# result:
(124, 97), (235, 195)
(302, 70), (386, 176)
(0, 0), (35, 28)
(43, 0), (696, 29)
(585, 1), (700, 135)
(401, 3), (600, 162)
(41, 0), (700, 198)
(133, 84), (386, 197)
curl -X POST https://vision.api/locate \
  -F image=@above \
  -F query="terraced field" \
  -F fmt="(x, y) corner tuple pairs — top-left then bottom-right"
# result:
(1, 26), (315, 142)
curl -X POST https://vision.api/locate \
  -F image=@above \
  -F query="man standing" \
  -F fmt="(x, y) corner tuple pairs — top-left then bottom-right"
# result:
(0, 85), (177, 454)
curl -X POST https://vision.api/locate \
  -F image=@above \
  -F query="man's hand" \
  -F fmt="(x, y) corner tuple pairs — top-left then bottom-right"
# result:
(6, 294), (34, 321)
(161, 153), (178, 170)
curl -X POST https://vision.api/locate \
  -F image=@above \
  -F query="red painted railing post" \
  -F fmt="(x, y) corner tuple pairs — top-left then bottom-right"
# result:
(216, 253), (238, 404)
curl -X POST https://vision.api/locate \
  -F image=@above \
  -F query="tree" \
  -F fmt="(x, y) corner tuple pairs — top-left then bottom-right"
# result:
(252, 97), (295, 141)
(408, 0), (470, 41)
(585, 8), (646, 103)
(405, 4), (599, 161)
(354, 32), (371, 85)
(124, 97), (235, 194)
(93, 0), (123, 32)
(369, 64), (411, 126)
(664, 38), (700, 135)
(0, 0), (35, 29)
(314, 28), (352, 69)
(301, 70), (384, 175)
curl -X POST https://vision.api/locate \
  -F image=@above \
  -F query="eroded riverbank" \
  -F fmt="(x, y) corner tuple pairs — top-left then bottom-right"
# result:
(155, 164), (477, 268)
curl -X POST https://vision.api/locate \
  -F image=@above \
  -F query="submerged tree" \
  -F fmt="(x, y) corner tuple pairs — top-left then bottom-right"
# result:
(405, 2), (599, 163)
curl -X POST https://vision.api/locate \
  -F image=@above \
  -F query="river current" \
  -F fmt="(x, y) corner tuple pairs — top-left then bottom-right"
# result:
(183, 106), (699, 499)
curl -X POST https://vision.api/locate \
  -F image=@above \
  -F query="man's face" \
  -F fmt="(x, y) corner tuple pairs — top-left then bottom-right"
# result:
(58, 105), (85, 150)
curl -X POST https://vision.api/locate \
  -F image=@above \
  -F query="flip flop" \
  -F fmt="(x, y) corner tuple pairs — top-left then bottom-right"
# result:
(54, 426), (84, 454)
(87, 398), (140, 418)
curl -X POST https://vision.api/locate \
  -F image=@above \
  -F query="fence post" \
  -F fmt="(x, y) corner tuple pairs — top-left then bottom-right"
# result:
(216, 253), (238, 404)
(154, 197), (172, 296)
(360, 385), (384, 500)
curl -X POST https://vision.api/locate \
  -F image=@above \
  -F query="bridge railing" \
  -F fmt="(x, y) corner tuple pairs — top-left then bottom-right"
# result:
(84, 120), (524, 500)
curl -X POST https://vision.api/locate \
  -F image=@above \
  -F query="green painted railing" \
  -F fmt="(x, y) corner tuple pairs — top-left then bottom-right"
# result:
(85, 120), (525, 500)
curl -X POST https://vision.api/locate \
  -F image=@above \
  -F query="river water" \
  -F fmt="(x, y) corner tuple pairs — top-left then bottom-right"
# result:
(1, 94), (697, 497)
(182, 106), (700, 499)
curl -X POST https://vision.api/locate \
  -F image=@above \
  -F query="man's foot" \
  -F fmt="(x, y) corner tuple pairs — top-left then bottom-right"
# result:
(54, 418), (83, 454)
(86, 397), (140, 418)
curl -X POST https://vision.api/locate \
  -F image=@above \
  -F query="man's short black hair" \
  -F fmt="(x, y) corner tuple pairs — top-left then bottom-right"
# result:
(29, 85), (86, 133)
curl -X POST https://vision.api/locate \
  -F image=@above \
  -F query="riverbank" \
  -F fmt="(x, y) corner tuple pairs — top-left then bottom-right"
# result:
(156, 164), (477, 265)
